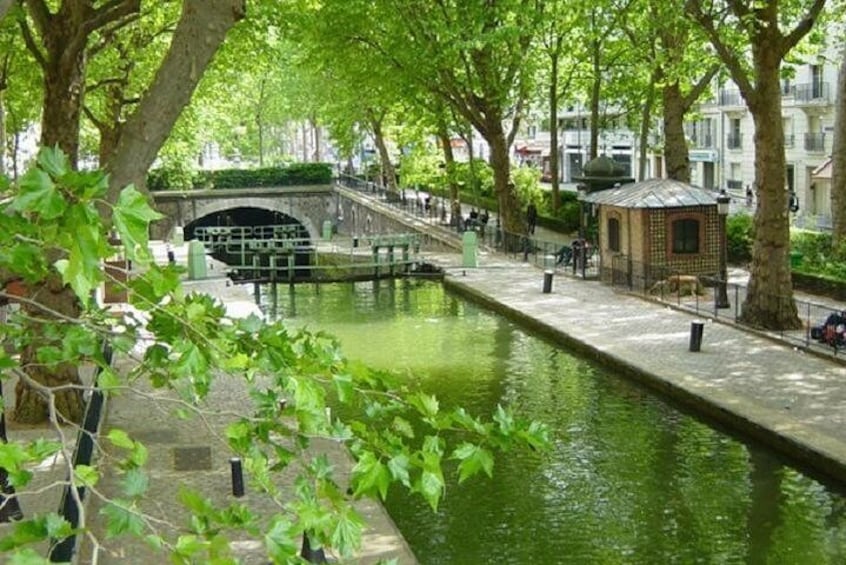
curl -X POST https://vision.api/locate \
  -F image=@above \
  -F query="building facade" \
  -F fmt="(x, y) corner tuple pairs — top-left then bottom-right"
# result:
(687, 53), (839, 230)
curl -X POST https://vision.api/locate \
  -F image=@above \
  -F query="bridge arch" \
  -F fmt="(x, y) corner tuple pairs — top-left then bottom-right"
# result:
(151, 187), (338, 241)
(183, 196), (320, 240)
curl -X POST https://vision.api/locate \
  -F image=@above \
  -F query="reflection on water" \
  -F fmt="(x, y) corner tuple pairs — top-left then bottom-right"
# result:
(262, 279), (846, 564)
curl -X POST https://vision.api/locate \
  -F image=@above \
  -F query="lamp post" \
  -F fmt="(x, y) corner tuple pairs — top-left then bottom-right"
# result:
(576, 184), (588, 240)
(576, 184), (588, 273)
(716, 190), (731, 309)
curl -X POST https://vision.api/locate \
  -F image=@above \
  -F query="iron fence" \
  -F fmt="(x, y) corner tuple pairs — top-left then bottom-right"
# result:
(606, 257), (846, 357)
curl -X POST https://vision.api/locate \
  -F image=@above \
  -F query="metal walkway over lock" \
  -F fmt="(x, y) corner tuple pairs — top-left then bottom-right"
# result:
(192, 225), (425, 283)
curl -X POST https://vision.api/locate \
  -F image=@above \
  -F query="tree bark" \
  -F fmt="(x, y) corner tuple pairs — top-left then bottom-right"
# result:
(487, 118), (520, 235)
(105, 0), (247, 201)
(548, 47), (560, 211)
(741, 50), (800, 329)
(436, 125), (460, 221)
(663, 82), (690, 183)
(832, 47), (846, 246)
(370, 115), (398, 195)
(589, 38), (601, 160)
(13, 281), (84, 424)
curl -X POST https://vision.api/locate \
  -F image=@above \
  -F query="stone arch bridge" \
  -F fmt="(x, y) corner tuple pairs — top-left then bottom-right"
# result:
(150, 186), (338, 241)
(150, 185), (460, 251)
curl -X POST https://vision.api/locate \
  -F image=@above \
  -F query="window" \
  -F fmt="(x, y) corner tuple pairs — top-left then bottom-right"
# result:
(608, 217), (621, 252)
(811, 65), (823, 98)
(672, 218), (700, 254)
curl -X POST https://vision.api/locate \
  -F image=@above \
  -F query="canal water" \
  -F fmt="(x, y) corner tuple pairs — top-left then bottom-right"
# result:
(261, 279), (846, 564)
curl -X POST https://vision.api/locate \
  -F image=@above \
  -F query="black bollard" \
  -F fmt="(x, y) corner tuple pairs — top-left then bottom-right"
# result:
(230, 457), (245, 497)
(300, 531), (327, 563)
(689, 321), (705, 352)
(542, 270), (554, 294)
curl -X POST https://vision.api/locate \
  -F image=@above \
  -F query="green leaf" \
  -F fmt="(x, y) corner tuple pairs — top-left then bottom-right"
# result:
(121, 468), (149, 498)
(333, 372), (353, 403)
(100, 499), (145, 538)
(350, 452), (391, 500)
(56, 204), (105, 300)
(331, 506), (364, 556)
(37, 146), (70, 178)
(451, 443), (494, 483)
(112, 185), (163, 263)
(7, 547), (52, 565)
(73, 464), (100, 488)
(107, 429), (134, 449)
(387, 454), (411, 487)
(264, 517), (297, 562)
(410, 392), (439, 420)
(12, 168), (65, 220)
(174, 534), (206, 558)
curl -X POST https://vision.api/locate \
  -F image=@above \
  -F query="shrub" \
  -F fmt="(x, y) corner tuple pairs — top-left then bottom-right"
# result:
(147, 163), (334, 190)
(727, 213), (754, 264)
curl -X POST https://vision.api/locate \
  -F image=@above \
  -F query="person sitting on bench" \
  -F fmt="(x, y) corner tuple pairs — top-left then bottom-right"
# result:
(555, 244), (573, 265)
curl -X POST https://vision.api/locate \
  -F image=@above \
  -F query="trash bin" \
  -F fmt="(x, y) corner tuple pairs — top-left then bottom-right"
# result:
(789, 251), (803, 268)
(187, 240), (207, 280)
(462, 230), (478, 268)
(322, 220), (333, 240)
(543, 270), (554, 294)
(689, 320), (705, 352)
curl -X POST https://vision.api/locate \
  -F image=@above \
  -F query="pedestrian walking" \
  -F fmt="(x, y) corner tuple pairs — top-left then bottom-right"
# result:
(745, 185), (753, 207)
(526, 202), (538, 235)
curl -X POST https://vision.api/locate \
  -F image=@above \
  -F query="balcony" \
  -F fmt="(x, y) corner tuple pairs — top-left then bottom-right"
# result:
(727, 133), (742, 150)
(694, 134), (714, 149)
(804, 132), (826, 152)
(793, 82), (830, 104)
(719, 89), (744, 107)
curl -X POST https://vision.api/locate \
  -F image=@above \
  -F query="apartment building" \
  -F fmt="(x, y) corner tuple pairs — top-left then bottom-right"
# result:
(688, 54), (839, 230)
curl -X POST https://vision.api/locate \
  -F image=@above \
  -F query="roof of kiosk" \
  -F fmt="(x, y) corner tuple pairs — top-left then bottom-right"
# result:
(582, 178), (719, 209)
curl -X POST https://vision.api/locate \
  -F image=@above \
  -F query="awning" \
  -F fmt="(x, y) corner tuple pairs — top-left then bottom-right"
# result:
(812, 157), (832, 180)
(515, 144), (550, 156)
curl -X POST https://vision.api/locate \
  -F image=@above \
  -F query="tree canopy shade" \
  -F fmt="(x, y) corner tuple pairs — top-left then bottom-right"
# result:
(284, 0), (541, 234)
(686, 0), (826, 330)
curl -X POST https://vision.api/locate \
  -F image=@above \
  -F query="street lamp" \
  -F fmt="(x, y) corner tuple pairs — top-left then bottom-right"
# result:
(576, 184), (588, 240)
(716, 190), (731, 309)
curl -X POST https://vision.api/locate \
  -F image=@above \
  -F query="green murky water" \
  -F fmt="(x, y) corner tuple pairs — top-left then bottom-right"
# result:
(262, 279), (846, 564)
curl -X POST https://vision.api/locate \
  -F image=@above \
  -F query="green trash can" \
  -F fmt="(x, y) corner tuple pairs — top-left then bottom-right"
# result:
(187, 240), (207, 280)
(789, 250), (803, 268)
(322, 220), (333, 240)
(462, 231), (478, 268)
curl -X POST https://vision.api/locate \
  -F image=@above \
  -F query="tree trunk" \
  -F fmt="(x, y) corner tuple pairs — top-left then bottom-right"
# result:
(105, 0), (246, 201)
(741, 63), (800, 330)
(13, 281), (84, 424)
(663, 82), (690, 183)
(589, 40), (601, 160)
(437, 126), (460, 220)
(40, 32), (87, 167)
(548, 49), (560, 212)
(638, 82), (655, 182)
(371, 117), (398, 195)
(487, 121), (519, 235)
(832, 47), (846, 246)
(0, 90), (5, 176)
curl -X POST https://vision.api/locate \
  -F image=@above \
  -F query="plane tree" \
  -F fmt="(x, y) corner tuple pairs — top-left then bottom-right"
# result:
(686, 0), (827, 330)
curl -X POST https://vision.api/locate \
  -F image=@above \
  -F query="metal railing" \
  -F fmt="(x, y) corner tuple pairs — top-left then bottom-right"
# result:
(606, 258), (846, 357)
